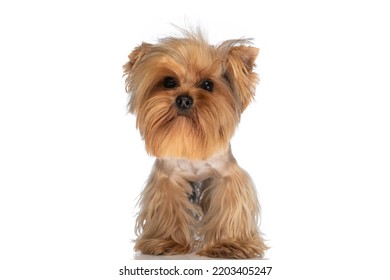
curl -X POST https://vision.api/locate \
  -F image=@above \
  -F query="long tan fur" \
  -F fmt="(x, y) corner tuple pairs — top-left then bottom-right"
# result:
(124, 30), (268, 258)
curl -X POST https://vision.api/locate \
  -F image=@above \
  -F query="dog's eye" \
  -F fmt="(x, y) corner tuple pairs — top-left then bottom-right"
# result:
(200, 80), (214, 92)
(163, 77), (178, 89)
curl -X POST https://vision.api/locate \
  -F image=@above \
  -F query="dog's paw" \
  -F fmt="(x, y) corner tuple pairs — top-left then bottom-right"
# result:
(197, 239), (267, 259)
(135, 238), (193, 255)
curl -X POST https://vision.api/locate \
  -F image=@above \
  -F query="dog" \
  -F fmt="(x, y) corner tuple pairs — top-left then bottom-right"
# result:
(123, 29), (267, 258)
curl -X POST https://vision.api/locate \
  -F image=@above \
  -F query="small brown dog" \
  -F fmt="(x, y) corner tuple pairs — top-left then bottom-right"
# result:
(123, 29), (267, 258)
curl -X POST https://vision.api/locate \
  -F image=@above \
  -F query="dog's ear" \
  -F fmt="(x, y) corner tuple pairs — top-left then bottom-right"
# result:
(123, 42), (153, 74)
(123, 43), (153, 113)
(224, 46), (259, 112)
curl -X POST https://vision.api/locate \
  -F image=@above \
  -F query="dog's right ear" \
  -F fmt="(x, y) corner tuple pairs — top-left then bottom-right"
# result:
(123, 42), (153, 74)
(123, 42), (153, 102)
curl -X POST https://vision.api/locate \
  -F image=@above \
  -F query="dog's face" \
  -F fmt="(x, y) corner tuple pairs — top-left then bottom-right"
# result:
(124, 33), (259, 160)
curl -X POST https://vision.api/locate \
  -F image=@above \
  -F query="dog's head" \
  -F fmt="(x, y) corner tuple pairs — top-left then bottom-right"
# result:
(124, 31), (259, 160)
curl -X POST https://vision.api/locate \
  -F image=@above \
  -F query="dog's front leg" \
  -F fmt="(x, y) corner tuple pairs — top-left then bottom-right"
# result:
(134, 159), (199, 255)
(198, 159), (268, 258)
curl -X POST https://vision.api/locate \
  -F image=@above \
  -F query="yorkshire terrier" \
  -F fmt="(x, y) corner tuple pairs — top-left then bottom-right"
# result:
(123, 30), (267, 259)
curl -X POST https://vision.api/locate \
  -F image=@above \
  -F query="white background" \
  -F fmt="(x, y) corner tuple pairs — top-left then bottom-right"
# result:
(1, 0), (389, 279)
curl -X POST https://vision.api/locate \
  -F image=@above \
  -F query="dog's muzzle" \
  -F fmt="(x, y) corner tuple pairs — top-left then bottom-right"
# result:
(176, 95), (193, 110)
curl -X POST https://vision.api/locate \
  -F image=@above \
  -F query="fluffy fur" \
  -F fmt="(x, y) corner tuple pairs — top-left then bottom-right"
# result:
(123, 30), (267, 258)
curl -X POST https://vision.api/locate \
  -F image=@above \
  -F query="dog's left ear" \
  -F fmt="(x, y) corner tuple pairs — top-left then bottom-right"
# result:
(224, 46), (259, 112)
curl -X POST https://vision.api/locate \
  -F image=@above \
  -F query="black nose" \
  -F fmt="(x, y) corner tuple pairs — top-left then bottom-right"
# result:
(175, 95), (193, 110)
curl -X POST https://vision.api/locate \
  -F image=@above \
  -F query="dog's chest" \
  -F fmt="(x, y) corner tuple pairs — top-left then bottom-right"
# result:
(169, 156), (228, 181)
(168, 159), (221, 204)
